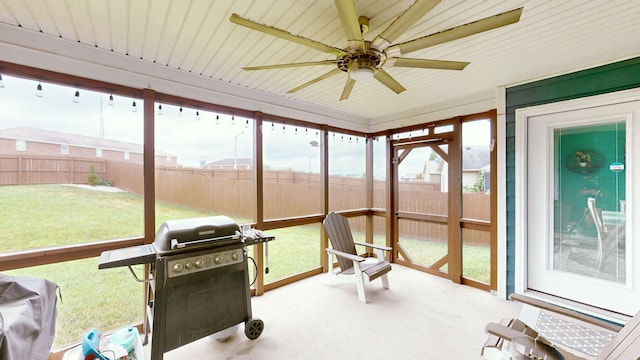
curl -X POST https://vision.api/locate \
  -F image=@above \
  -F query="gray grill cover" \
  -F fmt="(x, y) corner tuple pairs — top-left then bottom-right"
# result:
(0, 274), (58, 360)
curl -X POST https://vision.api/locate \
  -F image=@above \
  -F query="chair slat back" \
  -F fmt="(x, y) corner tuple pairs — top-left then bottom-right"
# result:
(323, 212), (357, 272)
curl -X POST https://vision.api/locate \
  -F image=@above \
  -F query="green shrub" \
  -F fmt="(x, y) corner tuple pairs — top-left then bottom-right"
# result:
(87, 165), (114, 186)
(87, 165), (99, 185)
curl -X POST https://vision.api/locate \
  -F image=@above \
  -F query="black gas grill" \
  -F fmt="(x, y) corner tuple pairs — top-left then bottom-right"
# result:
(99, 216), (274, 360)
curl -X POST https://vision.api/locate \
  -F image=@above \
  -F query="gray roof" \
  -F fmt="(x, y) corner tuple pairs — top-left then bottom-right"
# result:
(206, 158), (253, 167)
(462, 146), (490, 171)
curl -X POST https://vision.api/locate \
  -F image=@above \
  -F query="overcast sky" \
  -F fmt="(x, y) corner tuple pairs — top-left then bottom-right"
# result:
(0, 74), (489, 177)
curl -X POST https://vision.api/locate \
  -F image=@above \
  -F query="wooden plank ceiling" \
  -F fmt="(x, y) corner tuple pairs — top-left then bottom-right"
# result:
(0, 0), (638, 130)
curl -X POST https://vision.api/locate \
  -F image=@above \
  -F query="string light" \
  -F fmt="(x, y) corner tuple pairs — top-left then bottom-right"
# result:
(245, 119), (249, 128)
(231, 115), (235, 125)
(295, 128), (298, 135)
(305, 128), (308, 136)
(179, 106), (183, 117)
(131, 100), (137, 112)
(282, 125), (286, 134)
(108, 93), (114, 106)
(216, 115), (220, 125)
(73, 88), (80, 103)
(157, 104), (163, 115)
(196, 109), (200, 121)
(271, 122), (275, 131)
(0, 74), (4, 88)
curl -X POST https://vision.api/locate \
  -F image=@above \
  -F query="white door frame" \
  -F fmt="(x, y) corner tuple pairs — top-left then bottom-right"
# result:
(514, 88), (640, 321)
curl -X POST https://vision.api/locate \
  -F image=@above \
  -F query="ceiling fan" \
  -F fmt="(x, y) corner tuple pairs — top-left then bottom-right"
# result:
(230, 0), (523, 100)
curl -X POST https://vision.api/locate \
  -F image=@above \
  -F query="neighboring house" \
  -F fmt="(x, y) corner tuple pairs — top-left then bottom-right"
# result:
(203, 157), (253, 169)
(0, 127), (177, 166)
(462, 146), (490, 191)
(417, 146), (489, 191)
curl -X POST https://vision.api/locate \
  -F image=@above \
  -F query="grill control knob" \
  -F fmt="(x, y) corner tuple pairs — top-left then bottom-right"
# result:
(231, 252), (240, 261)
(214, 255), (224, 264)
(195, 259), (205, 268)
(173, 263), (184, 273)
(185, 262), (193, 270)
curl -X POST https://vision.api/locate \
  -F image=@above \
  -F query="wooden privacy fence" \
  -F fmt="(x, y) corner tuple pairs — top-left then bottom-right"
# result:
(0, 155), (107, 185)
(1, 155), (490, 240)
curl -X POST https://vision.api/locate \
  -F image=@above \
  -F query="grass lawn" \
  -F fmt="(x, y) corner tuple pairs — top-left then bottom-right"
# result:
(1, 184), (491, 349)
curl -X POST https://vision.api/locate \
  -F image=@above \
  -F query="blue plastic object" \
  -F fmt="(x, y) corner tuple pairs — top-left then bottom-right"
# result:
(82, 329), (109, 360)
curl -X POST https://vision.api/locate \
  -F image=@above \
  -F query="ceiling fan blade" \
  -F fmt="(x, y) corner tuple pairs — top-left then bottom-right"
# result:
(287, 68), (343, 94)
(244, 60), (338, 71)
(371, 0), (441, 51)
(334, 0), (365, 50)
(373, 69), (406, 94)
(230, 13), (345, 55)
(340, 77), (356, 101)
(385, 7), (523, 57)
(386, 57), (469, 70)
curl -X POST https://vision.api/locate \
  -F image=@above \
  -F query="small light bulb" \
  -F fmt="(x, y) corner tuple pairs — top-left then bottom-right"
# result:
(131, 100), (137, 112)
(196, 110), (200, 121)
(36, 82), (44, 98)
(216, 115), (220, 125)
(0, 74), (4, 88)
(245, 119), (249, 128)
(157, 104), (163, 115)
(108, 94), (114, 106)
(231, 115), (235, 125)
(179, 106), (183, 117)
(73, 89), (80, 103)
(282, 125), (286, 134)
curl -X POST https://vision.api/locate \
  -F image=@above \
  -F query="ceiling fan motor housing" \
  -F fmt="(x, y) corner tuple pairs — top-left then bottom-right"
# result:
(339, 52), (383, 80)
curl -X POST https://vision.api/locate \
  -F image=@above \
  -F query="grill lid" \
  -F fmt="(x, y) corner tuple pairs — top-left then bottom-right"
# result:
(154, 216), (241, 254)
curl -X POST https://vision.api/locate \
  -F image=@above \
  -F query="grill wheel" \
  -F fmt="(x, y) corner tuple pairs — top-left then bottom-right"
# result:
(245, 318), (264, 340)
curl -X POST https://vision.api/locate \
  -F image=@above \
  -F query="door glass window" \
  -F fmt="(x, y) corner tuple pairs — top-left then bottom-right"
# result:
(553, 122), (626, 283)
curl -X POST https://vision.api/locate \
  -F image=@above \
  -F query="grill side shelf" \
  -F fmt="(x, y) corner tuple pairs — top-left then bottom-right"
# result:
(98, 244), (156, 269)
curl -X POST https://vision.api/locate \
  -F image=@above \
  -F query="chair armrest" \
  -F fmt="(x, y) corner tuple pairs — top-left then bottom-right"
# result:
(509, 294), (623, 332)
(485, 322), (533, 343)
(485, 322), (564, 360)
(325, 248), (365, 262)
(353, 242), (392, 252)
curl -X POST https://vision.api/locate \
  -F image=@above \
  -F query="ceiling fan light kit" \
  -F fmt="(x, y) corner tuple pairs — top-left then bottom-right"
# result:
(349, 66), (374, 81)
(230, 0), (523, 101)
